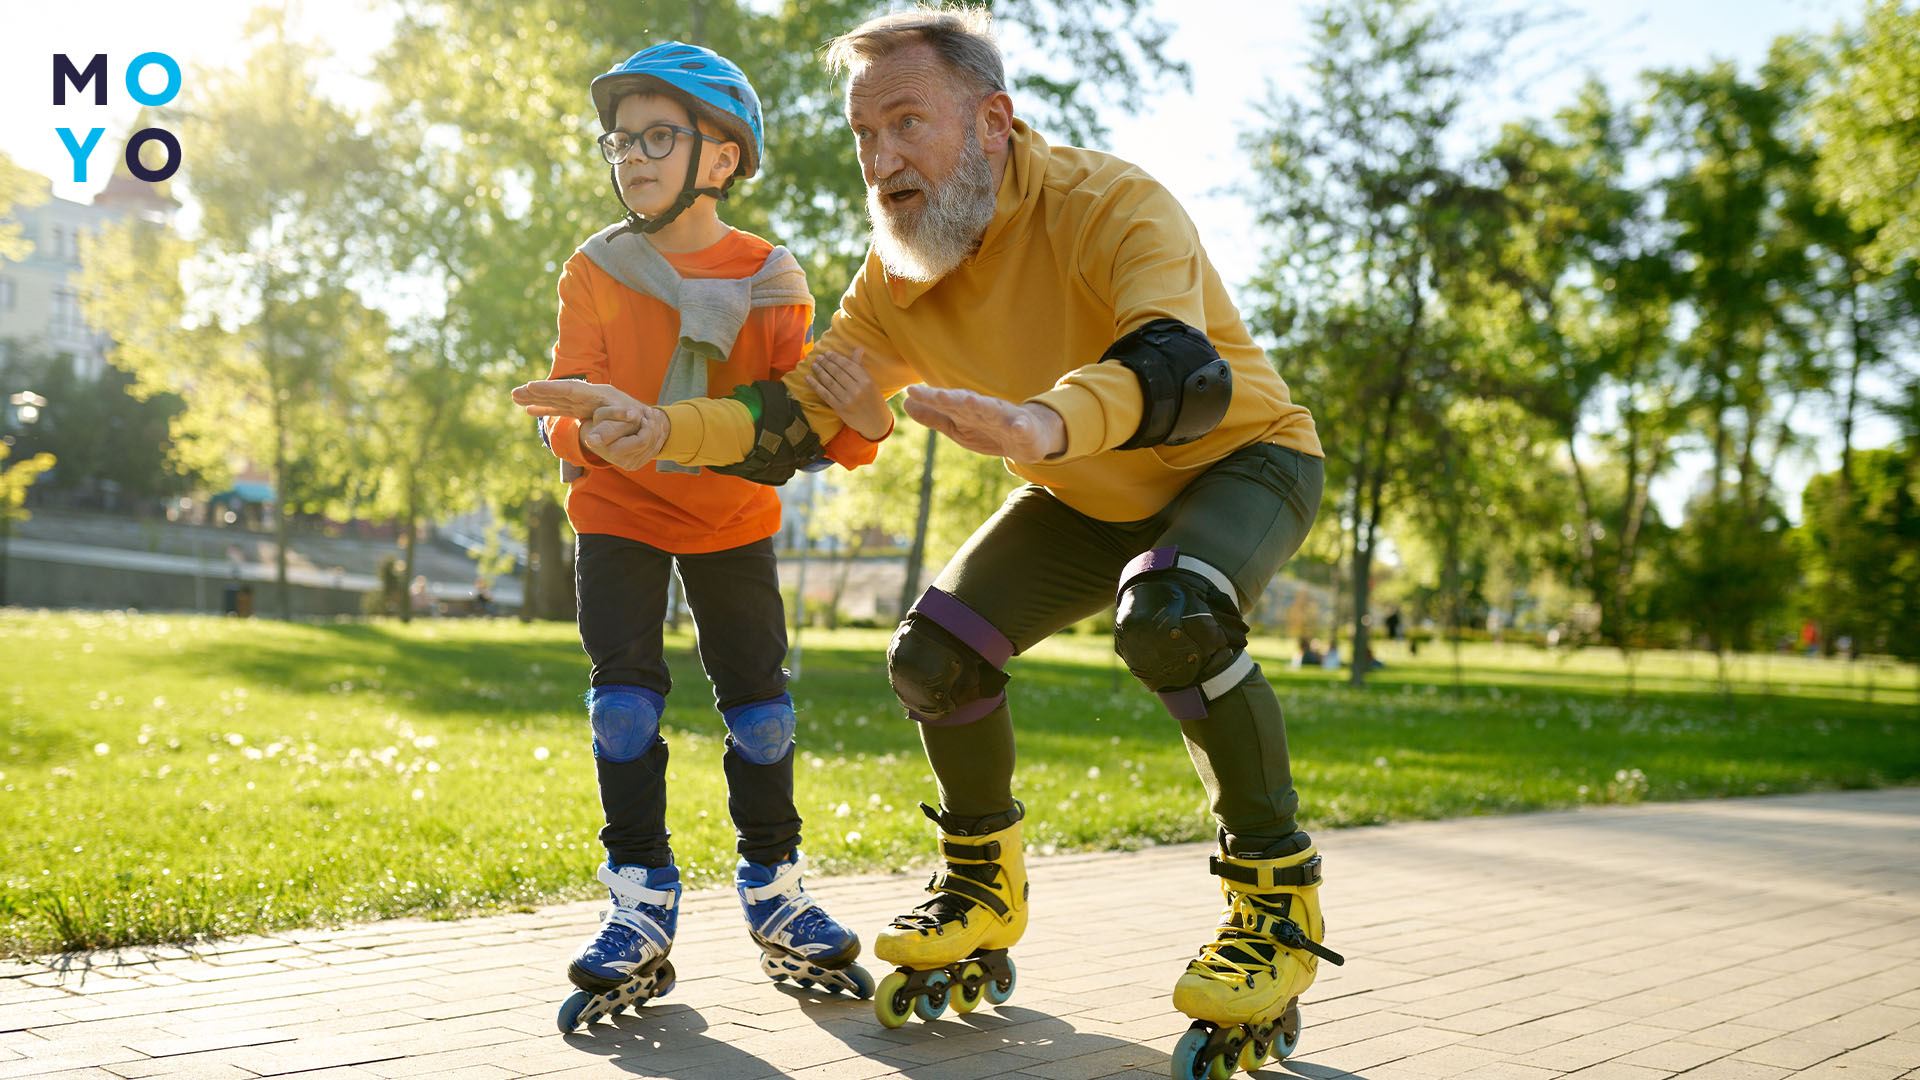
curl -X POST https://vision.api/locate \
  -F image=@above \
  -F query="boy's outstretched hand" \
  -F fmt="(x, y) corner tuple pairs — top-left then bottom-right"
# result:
(805, 347), (893, 441)
(903, 385), (1066, 464)
(513, 380), (670, 471)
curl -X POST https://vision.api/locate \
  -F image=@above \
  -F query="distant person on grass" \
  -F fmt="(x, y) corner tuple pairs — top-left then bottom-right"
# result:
(516, 8), (1343, 1061)
(531, 42), (894, 1026)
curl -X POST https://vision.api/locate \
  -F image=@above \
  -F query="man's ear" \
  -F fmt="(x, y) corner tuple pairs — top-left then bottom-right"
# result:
(976, 90), (1014, 153)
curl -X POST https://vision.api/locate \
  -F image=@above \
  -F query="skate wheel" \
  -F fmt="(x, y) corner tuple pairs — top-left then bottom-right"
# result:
(557, 990), (593, 1034)
(1238, 1034), (1269, 1072)
(984, 955), (1016, 1005)
(1272, 1000), (1302, 1060)
(1208, 1050), (1234, 1080)
(843, 963), (877, 1001)
(875, 971), (914, 1029)
(913, 971), (950, 1021)
(1171, 1026), (1212, 1080)
(951, 960), (986, 1014)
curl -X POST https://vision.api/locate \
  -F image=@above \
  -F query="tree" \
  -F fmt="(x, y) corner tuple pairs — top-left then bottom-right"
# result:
(0, 151), (49, 263)
(1, 151), (57, 537)
(1800, 445), (1920, 670)
(0, 346), (195, 508)
(1812, 0), (1920, 274)
(79, 11), (385, 617)
(1648, 49), (1825, 523)
(1242, 0), (1522, 686)
(1472, 82), (1686, 663)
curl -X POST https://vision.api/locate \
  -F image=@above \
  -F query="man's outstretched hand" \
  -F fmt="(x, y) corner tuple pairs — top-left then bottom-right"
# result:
(513, 380), (670, 471)
(902, 385), (1066, 464)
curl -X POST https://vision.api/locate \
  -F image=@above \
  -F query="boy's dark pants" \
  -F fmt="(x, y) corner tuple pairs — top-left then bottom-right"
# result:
(575, 533), (799, 868)
(915, 443), (1325, 858)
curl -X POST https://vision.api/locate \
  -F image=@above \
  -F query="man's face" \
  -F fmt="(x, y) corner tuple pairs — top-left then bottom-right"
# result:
(611, 93), (731, 219)
(846, 43), (998, 282)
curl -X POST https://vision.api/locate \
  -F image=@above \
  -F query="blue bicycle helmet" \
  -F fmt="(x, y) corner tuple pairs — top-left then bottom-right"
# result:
(592, 42), (764, 181)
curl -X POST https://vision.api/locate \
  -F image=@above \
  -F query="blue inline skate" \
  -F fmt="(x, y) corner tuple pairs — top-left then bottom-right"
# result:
(557, 862), (680, 1032)
(737, 851), (875, 999)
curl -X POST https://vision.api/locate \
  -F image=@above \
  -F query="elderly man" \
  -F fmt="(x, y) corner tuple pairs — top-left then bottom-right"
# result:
(516, 7), (1339, 1070)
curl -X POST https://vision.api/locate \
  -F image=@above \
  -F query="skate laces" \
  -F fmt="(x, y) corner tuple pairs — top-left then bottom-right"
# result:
(890, 861), (1002, 933)
(1191, 892), (1301, 988)
(890, 891), (975, 933)
(783, 901), (838, 940)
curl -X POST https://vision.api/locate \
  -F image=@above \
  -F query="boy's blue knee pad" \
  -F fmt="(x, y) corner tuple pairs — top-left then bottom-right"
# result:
(587, 685), (664, 763)
(723, 694), (794, 765)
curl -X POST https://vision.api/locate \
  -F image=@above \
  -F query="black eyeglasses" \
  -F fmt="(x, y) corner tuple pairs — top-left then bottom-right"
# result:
(597, 123), (723, 165)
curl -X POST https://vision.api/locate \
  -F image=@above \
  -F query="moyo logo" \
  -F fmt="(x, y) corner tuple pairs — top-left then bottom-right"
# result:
(53, 52), (183, 183)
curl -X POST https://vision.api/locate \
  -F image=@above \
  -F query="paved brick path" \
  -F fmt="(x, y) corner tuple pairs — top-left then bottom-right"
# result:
(7, 789), (1918, 1080)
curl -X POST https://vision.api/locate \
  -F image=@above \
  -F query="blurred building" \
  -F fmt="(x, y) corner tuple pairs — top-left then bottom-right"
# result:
(0, 120), (179, 378)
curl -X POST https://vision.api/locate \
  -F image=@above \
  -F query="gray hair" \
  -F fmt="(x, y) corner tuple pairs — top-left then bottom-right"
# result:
(823, 6), (1007, 99)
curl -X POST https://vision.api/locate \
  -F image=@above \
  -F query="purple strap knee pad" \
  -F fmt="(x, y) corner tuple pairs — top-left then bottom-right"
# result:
(908, 587), (1013, 726)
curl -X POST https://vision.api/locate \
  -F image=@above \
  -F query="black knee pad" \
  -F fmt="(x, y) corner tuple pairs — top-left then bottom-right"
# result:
(1114, 547), (1255, 720)
(888, 587), (1012, 726)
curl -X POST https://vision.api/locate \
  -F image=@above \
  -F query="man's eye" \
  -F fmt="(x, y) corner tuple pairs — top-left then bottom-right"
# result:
(901, 117), (920, 130)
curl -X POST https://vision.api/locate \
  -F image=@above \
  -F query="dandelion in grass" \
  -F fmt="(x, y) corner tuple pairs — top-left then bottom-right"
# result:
(533, 747), (550, 761)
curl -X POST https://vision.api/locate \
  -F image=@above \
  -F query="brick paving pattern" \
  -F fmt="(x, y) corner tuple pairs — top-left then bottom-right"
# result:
(6, 788), (1918, 1079)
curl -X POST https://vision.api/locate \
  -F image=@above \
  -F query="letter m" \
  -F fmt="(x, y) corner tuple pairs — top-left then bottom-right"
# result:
(55, 54), (108, 106)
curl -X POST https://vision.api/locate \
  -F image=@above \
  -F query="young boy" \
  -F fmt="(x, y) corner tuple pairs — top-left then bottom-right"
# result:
(539, 42), (895, 1029)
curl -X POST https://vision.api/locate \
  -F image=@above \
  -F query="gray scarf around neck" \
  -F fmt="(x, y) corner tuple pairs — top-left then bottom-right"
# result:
(576, 223), (813, 474)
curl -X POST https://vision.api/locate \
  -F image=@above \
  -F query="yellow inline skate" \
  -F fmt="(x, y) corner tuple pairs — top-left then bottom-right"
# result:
(1169, 847), (1344, 1077)
(872, 804), (1028, 1028)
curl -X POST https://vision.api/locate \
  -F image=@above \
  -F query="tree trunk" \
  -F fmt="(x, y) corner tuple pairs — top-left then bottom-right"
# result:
(828, 531), (869, 631)
(399, 479), (419, 624)
(1349, 301), (1417, 688)
(1444, 507), (1463, 699)
(1344, 438), (1367, 686)
(1841, 287), (1859, 491)
(1565, 432), (1603, 635)
(898, 426), (938, 621)
(272, 400), (291, 620)
(524, 493), (571, 621)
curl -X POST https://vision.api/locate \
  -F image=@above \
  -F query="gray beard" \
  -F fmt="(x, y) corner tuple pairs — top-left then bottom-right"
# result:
(866, 130), (997, 284)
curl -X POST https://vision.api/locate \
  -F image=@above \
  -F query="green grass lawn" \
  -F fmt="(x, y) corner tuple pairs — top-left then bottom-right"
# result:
(4, 609), (1916, 957)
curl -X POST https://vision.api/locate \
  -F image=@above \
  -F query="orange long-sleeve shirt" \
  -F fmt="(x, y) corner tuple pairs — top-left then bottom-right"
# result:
(544, 227), (879, 554)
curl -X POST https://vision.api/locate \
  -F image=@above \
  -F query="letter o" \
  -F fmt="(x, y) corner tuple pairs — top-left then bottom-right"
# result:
(125, 51), (182, 106)
(126, 128), (181, 182)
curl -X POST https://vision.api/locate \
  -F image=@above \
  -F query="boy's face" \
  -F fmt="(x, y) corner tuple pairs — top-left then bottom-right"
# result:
(611, 93), (739, 219)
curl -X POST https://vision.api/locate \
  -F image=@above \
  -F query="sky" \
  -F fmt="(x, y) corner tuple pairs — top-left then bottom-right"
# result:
(0, 0), (1891, 522)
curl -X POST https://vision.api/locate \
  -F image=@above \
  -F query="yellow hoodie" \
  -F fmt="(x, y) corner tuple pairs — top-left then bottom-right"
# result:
(657, 119), (1321, 522)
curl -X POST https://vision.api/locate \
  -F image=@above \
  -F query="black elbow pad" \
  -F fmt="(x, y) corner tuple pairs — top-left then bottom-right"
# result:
(707, 379), (825, 486)
(1101, 319), (1233, 450)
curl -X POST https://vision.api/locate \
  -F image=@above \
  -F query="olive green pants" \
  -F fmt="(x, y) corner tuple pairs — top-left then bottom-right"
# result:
(913, 442), (1324, 857)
